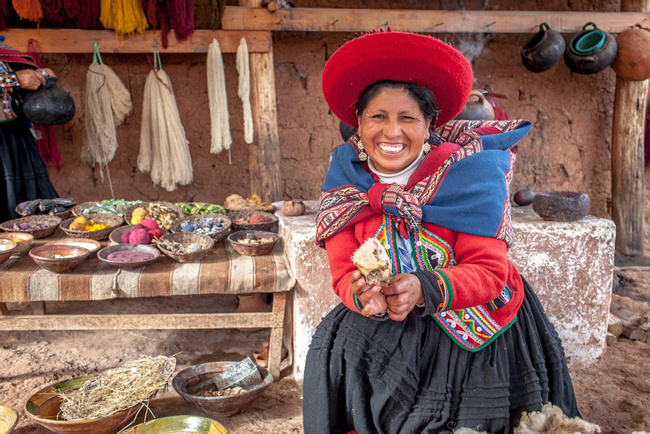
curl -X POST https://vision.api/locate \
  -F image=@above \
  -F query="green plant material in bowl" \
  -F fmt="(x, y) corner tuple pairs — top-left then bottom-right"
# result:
(24, 375), (143, 434)
(0, 405), (18, 434)
(121, 415), (228, 434)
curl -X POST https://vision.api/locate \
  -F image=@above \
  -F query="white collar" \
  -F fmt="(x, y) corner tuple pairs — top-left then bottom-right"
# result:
(368, 147), (425, 186)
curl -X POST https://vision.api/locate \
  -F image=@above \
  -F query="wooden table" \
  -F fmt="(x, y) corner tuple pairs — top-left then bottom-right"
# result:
(0, 232), (296, 378)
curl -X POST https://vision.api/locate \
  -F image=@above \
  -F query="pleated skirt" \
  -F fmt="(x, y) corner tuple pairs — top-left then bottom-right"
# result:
(0, 117), (58, 222)
(303, 278), (580, 434)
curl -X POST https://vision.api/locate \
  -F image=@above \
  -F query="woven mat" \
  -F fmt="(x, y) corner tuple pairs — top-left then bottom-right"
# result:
(0, 231), (295, 303)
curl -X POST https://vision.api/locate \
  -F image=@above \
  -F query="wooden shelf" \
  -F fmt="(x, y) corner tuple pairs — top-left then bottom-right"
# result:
(222, 6), (649, 34)
(2, 29), (272, 54)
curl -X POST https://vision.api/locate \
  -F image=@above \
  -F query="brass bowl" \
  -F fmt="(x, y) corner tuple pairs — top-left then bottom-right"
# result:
(29, 245), (90, 273)
(121, 415), (228, 434)
(172, 361), (273, 418)
(24, 375), (143, 434)
(0, 405), (18, 433)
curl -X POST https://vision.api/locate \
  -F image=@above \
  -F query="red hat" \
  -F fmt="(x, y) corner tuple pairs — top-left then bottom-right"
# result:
(322, 30), (473, 128)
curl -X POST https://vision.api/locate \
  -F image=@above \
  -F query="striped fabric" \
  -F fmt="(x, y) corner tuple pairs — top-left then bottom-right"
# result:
(0, 236), (295, 303)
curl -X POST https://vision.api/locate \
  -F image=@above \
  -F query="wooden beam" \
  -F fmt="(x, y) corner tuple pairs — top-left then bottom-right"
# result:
(240, 0), (283, 203)
(611, 0), (649, 256)
(222, 6), (650, 34)
(1, 29), (273, 53)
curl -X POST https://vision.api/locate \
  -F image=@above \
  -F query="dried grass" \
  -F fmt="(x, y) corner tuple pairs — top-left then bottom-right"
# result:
(58, 355), (176, 421)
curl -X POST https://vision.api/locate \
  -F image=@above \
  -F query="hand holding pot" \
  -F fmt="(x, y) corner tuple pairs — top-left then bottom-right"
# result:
(15, 68), (54, 91)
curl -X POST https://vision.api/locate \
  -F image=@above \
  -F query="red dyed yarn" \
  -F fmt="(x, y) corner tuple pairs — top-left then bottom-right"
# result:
(168, 0), (194, 41)
(77, 0), (101, 28)
(0, 0), (6, 30)
(27, 39), (61, 170)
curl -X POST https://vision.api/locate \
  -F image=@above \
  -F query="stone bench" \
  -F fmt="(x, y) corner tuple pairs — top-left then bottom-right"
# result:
(277, 201), (616, 379)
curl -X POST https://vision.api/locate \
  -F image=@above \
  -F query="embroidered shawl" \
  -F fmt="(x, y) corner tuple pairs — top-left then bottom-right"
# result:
(316, 119), (532, 248)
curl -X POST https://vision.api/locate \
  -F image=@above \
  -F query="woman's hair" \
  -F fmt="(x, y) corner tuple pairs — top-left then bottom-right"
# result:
(354, 81), (441, 141)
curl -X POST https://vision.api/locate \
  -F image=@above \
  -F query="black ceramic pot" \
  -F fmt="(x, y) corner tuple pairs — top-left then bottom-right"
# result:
(564, 22), (618, 75)
(22, 76), (76, 126)
(521, 23), (566, 73)
(532, 191), (590, 222)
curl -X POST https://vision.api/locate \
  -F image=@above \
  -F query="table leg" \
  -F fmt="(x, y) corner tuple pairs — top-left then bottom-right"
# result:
(0, 303), (8, 315)
(267, 292), (287, 379)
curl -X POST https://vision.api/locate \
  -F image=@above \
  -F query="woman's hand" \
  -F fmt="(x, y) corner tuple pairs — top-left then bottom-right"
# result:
(381, 273), (425, 321)
(350, 270), (388, 317)
(16, 68), (55, 90)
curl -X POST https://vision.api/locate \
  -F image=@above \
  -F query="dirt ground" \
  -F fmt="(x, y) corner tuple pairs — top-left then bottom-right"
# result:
(1, 259), (649, 434)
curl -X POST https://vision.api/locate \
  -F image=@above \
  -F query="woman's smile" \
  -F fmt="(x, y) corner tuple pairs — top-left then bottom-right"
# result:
(377, 142), (407, 154)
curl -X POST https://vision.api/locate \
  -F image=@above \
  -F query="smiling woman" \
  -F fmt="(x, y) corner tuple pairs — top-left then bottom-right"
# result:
(304, 29), (583, 434)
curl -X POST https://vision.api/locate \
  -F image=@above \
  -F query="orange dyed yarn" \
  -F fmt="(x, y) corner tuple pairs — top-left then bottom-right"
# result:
(12, 0), (44, 22)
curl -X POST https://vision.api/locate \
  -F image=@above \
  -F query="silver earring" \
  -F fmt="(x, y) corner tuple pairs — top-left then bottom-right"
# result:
(423, 142), (431, 153)
(357, 140), (368, 161)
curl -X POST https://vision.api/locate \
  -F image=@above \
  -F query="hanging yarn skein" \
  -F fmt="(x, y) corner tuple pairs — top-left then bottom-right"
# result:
(207, 39), (232, 157)
(12, 0), (43, 22)
(139, 44), (193, 192)
(100, 63), (132, 126)
(100, 0), (148, 38)
(81, 47), (118, 195)
(236, 37), (253, 144)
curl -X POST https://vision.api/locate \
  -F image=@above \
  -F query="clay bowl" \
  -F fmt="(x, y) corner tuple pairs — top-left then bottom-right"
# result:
(172, 361), (273, 418)
(97, 244), (160, 270)
(0, 232), (34, 256)
(24, 375), (142, 434)
(532, 191), (590, 222)
(29, 245), (91, 273)
(0, 405), (18, 433)
(0, 239), (18, 265)
(121, 415), (229, 434)
(44, 238), (102, 255)
(108, 225), (169, 246)
(227, 231), (279, 257)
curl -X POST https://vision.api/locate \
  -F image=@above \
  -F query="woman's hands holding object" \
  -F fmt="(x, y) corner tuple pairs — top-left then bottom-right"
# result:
(16, 68), (55, 90)
(350, 270), (388, 317)
(381, 273), (425, 321)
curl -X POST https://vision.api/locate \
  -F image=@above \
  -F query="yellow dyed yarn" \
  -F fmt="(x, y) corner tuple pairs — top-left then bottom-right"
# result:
(12, 0), (43, 22)
(100, 0), (149, 38)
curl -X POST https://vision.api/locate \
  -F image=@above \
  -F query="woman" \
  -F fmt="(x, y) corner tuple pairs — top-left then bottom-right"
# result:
(303, 30), (580, 433)
(0, 35), (58, 223)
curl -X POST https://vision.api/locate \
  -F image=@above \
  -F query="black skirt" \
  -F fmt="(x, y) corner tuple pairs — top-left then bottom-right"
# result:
(303, 278), (580, 434)
(0, 116), (58, 223)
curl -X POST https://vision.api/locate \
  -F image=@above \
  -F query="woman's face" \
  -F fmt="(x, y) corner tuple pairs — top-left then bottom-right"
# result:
(356, 87), (430, 174)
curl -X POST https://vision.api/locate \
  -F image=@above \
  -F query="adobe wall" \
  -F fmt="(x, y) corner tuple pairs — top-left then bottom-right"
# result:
(34, 0), (648, 244)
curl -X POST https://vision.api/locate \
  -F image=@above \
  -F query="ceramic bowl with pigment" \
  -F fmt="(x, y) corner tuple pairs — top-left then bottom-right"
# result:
(532, 191), (590, 222)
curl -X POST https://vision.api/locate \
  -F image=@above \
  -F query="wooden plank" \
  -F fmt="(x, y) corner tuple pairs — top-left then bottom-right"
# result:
(268, 292), (287, 378)
(0, 312), (283, 330)
(0, 303), (8, 316)
(611, 0), (649, 257)
(606, 331), (617, 346)
(1, 29), (273, 53)
(240, 0), (283, 203)
(222, 6), (650, 34)
(608, 313), (624, 337)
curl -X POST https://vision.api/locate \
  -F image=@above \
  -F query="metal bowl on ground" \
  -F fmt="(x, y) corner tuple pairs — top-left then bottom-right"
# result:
(532, 191), (590, 222)
(172, 361), (273, 418)
(45, 238), (102, 255)
(121, 415), (228, 434)
(97, 244), (160, 270)
(0, 215), (62, 239)
(227, 231), (279, 256)
(156, 232), (214, 263)
(0, 405), (18, 433)
(29, 245), (91, 273)
(0, 232), (34, 256)
(0, 239), (18, 265)
(24, 375), (142, 434)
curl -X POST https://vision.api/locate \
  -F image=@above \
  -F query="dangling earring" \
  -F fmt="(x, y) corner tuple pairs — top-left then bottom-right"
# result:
(423, 142), (431, 154)
(357, 140), (368, 161)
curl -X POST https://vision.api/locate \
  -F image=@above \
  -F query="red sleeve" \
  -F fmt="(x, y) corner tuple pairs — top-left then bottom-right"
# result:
(324, 225), (363, 313)
(434, 233), (510, 311)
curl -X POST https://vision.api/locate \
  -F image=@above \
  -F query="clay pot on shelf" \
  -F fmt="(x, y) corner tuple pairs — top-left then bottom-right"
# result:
(22, 76), (76, 126)
(611, 25), (650, 81)
(532, 191), (590, 222)
(454, 90), (495, 121)
(521, 23), (566, 73)
(564, 22), (618, 75)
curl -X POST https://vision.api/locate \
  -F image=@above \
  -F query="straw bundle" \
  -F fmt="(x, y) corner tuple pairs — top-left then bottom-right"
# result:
(207, 39), (232, 156)
(236, 37), (253, 144)
(100, 63), (133, 126)
(81, 62), (117, 189)
(59, 355), (176, 421)
(138, 68), (193, 192)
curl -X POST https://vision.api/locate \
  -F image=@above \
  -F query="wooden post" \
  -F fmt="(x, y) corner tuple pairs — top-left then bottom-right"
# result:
(238, 0), (283, 203)
(611, 0), (649, 256)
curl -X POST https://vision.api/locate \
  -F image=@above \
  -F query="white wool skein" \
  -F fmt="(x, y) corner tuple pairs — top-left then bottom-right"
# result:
(207, 38), (232, 157)
(236, 37), (253, 144)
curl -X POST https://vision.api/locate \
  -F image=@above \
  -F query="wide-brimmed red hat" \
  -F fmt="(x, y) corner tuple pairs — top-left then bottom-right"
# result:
(322, 30), (473, 128)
